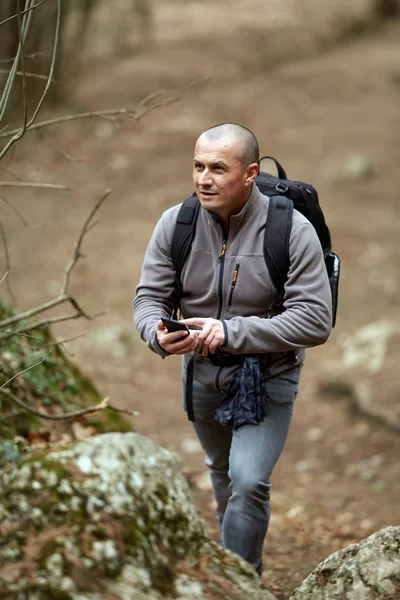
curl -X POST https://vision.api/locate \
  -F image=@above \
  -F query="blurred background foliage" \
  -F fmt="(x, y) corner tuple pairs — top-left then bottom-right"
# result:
(0, 0), (398, 116)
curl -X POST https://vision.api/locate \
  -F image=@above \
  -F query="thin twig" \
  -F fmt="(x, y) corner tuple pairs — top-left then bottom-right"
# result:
(0, 109), (136, 138)
(36, 129), (81, 162)
(0, 296), (69, 328)
(0, 310), (106, 339)
(17, 0), (29, 132)
(0, 192), (109, 331)
(0, 350), (51, 391)
(46, 332), (86, 348)
(0, 294), (89, 328)
(0, 194), (29, 226)
(0, 90), (184, 140)
(0, 388), (110, 420)
(0, 408), (26, 421)
(0, 221), (17, 306)
(0, 0), (46, 27)
(135, 94), (181, 121)
(0, 0), (60, 160)
(0, 181), (68, 190)
(0, 70), (56, 82)
(0, 269), (10, 285)
(0, 52), (48, 65)
(60, 189), (111, 296)
(0, 0), (35, 123)
(105, 405), (139, 417)
(0, 328), (43, 341)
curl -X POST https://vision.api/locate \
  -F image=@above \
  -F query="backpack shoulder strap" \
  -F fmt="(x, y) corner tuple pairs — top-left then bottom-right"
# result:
(264, 195), (293, 296)
(171, 194), (201, 309)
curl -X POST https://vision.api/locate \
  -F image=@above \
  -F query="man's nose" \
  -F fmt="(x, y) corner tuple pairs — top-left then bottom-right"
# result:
(198, 169), (212, 186)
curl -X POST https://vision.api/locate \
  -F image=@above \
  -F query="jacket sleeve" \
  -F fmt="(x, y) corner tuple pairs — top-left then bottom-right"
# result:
(133, 207), (180, 357)
(221, 221), (333, 354)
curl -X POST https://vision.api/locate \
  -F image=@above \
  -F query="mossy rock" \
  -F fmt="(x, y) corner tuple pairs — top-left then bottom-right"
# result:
(0, 432), (276, 599)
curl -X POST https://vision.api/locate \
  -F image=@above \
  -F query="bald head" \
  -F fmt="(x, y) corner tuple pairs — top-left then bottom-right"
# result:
(200, 124), (259, 166)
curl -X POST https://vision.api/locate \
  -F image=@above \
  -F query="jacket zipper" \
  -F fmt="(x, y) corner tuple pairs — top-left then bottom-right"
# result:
(216, 237), (227, 319)
(215, 236), (227, 391)
(228, 262), (240, 307)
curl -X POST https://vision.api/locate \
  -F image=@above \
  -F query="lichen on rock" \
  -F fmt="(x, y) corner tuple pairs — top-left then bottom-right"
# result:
(0, 432), (276, 599)
(289, 526), (400, 600)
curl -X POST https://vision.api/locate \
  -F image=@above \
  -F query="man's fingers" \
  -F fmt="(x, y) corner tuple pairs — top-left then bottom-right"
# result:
(183, 317), (206, 327)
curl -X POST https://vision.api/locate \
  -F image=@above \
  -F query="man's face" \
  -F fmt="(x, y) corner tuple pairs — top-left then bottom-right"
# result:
(193, 135), (258, 222)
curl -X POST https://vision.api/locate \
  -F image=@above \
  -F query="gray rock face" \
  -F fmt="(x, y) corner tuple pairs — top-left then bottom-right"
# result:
(0, 432), (276, 600)
(290, 526), (400, 600)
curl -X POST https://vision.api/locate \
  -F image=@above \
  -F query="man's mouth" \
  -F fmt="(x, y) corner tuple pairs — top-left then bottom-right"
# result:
(199, 190), (217, 197)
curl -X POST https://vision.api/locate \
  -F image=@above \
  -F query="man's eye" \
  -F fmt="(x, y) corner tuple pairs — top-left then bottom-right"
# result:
(215, 167), (225, 172)
(194, 164), (203, 171)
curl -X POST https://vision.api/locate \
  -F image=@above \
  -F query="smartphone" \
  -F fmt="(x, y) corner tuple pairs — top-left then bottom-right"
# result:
(161, 318), (202, 333)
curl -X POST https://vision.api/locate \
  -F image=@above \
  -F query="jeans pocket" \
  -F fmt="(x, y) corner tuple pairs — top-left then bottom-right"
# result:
(264, 366), (301, 406)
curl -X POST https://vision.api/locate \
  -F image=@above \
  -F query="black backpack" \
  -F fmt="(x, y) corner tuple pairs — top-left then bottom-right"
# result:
(171, 156), (340, 327)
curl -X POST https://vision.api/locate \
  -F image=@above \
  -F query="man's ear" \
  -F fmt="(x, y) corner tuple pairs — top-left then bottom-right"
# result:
(245, 163), (259, 185)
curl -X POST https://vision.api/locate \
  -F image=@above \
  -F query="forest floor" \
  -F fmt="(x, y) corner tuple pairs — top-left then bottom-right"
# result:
(2, 6), (400, 598)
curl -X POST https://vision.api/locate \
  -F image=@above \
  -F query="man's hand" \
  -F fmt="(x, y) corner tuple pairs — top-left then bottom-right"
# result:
(156, 320), (201, 355)
(182, 317), (225, 357)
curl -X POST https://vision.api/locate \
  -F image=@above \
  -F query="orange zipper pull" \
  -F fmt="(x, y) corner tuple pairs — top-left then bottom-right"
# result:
(218, 241), (227, 262)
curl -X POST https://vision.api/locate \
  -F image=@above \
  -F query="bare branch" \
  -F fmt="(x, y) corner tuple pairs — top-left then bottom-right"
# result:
(0, 89), (185, 139)
(0, 310), (106, 339)
(0, 268), (10, 284)
(36, 129), (82, 162)
(0, 0), (35, 123)
(0, 220), (17, 306)
(105, 405), (139, 417)
(135, 93), (181, 121)
(0, 408), (26, 421)
(46, 332), (86, 348)
(61, 189), (111, 296)
(0, 0), (61, 160)
(24, 0), (60, 127)
(0, 181), (68, 190)
(0, 328), (43, 341)
(0, 296), (71, 327)
(0, 350), (51, 391)
(17, 0), (29, 132)
(0, 70), (54, 82)
(0, 388), (110, 420)
(0, 109), (136, 138)
(0, 0), (47, 27)
(0, 52), (48, 65)
(0, 194), (29, 226)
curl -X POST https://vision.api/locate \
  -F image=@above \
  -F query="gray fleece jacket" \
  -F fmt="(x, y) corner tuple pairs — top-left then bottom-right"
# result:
(133, 184), (332, 392)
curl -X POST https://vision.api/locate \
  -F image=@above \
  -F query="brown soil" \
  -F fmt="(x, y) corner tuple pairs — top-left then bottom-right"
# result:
(2, 8), (400, 599)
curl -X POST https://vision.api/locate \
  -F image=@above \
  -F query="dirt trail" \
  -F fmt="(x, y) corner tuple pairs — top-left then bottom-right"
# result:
(2, 14), (400, 599)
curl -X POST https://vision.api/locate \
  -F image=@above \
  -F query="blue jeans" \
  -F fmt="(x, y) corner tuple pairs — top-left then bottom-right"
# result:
(182, 366), (300, 574)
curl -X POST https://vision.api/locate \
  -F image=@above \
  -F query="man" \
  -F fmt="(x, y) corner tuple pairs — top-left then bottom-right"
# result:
(134, 124), (332, 575)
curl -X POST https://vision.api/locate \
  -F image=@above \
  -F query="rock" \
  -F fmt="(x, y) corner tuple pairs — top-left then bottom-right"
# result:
(91, 324), (135, 359)
(343, 153), (374, 180)
(289, 526), (400, 599)
(0, 432), (276, 600)
(180, 437), (202, 454)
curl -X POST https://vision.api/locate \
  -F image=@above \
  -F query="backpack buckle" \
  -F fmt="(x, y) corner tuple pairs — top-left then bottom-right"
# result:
(275, 183), (288, 193)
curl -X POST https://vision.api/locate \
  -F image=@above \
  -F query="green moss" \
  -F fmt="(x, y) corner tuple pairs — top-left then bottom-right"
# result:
(23, 454), (71, 478)
(88, 408), (133, 434)
(155, 483), (169, 503)
(150, 563), (176, 597)
(0, 300), (132, 443)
